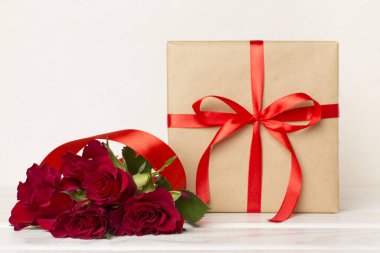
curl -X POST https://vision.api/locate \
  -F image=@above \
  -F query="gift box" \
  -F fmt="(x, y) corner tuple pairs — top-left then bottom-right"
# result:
(167, 41), (339, 219)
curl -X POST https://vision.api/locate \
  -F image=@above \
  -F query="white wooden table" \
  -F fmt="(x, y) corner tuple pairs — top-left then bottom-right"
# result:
(1, 186), (379, 252)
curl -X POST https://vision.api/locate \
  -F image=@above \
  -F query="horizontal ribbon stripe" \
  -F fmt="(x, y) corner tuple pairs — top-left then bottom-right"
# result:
(168, 104), (339, 128)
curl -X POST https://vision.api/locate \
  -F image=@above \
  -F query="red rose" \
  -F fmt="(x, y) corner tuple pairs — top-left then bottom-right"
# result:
(9, 163), (61, 230)
(61, 139), (134, 206)
(82, 140), (110, 162)
(17, 163), (61, 206)
(83, 164), (136, 206)
(9, 202), (37, 231)
(109, 189), (184, 236)
(60, 140), (109, 185)
(61, 152), (93, 184)
(36, 192), (74, 230)
(49, 204), (109, 239)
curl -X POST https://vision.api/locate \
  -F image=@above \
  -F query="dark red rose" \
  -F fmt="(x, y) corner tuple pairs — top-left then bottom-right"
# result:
(49, 204), (109, 239)
(17, 163), (61, 206)
(109, 189), (184, 236)
(9, 163), (61, 230)
(61, 140), (110, 180)
(9, 202), (37, 231)
(10, 192), (72, 231)
(83, 164), (136, 206)
(36, 192), (74, 230)
(60, 140), (114, 192)
(61, 152), (93, 183)
(82, 140), (110, 162)
(60, 177), (82, 192)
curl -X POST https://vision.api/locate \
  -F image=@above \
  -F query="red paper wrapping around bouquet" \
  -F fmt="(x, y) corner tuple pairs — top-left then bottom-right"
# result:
(41, 129), (186, 190)
(168, 41), (339, 222)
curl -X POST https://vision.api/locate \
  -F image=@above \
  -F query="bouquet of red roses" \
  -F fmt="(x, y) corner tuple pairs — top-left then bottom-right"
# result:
(9, 140), (208, 239)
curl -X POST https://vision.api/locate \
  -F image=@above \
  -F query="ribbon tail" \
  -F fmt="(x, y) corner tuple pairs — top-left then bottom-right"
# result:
(196, 146), (212, 203)
(266, 130), (302, 222)
(247, 121), (262, 212)
(196, 117), (250, 204)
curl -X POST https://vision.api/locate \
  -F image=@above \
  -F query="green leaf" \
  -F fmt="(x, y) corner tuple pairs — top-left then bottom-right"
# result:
(70, 189), (87, 202)
(133, 173), (156, 193)
(155, 175), (172, 190)
(105, 140), (127, 172)
(103, 230), (112, 239)
(122, 146), (152, 175)
(138, 162), (148, 174)
(170, 191), (181, 201)
(154, 155), (177, 174)
(142, 179), (156, 193)
(133, 173), (151, 188)
(175, 190), (209, 225)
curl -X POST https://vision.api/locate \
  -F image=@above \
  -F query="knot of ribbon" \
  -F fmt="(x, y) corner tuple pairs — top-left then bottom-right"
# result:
(168, 41), (339, 222)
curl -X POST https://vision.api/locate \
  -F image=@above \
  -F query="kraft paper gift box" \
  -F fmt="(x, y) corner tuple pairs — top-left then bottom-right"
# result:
(167, 41), (339, 214)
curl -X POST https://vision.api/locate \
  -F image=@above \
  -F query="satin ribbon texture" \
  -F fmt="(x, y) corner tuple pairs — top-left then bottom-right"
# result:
(41, 129), (186, 190)
(168, 41), (339, 222)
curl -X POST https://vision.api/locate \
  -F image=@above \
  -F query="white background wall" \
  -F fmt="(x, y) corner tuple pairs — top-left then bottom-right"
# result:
(0, 0), (379, 190)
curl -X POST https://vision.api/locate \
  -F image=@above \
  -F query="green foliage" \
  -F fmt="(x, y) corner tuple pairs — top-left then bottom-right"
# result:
(105, 140), (127, 172)
(122, 146), (152, 175)
(104, 143), (208, 225)
(155, 156), (177, 174)
(175, 190), (209, 225)
(132, 173), (151, 188)
(155, 175), (172, 190)
(170, 191), (181, 201)
(63, 189), (87, 202)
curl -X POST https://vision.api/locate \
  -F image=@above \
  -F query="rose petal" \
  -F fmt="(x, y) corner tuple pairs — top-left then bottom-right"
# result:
(82, 140), (109, 160)
(9, 202), (37, 231)
(37, 219), (56, 230)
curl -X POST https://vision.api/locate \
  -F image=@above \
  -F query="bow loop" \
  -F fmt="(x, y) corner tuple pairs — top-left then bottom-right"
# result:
(192, 95), (253, 125)
(262, 93), (322, 133)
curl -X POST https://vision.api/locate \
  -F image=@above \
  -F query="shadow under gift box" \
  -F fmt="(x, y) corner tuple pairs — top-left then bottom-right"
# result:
(167, 41), (338, 213)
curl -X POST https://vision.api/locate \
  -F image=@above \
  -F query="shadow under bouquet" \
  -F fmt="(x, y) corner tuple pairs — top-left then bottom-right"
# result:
(9, 134), (208, 239)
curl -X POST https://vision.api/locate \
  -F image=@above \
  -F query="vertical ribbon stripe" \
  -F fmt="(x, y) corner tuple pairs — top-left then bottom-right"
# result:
(247, 41), (264, 213)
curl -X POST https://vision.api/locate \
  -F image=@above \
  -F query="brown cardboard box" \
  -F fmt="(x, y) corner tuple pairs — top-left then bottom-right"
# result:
(167, 41), (339, 213)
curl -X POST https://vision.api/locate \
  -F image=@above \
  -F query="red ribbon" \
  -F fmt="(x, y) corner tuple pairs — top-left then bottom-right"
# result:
(168, 41), (339, 222)
(41, 129), (187, 190)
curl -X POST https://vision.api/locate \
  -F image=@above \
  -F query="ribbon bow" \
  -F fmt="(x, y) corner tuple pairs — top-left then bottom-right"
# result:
(168, 41), (339, 222)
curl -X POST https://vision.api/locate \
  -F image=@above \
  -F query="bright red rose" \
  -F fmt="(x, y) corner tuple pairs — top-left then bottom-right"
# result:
(83, 164), (136, 206)
(9, 163), (61, 230)
(109, 189), (184, 236)
(49, 204), (109, 239)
